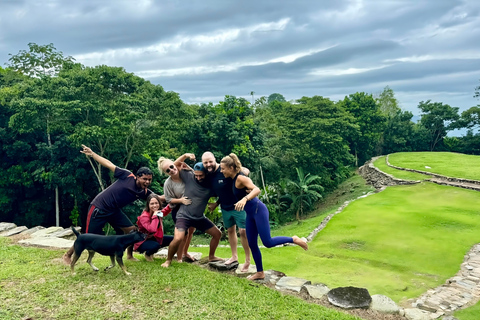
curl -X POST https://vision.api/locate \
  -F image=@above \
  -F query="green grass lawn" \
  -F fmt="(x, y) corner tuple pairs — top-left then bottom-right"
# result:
(455, 300), (480, 320)
(388, 152), (480, 180)
(0, 237), (359, 320)
(373, 156), (431, 181)
(197, 181), (480, 305)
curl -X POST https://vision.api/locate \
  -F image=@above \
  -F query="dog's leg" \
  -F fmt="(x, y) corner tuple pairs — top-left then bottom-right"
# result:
(116, 254), (131, 276)
(104, 256), (115, 271)
(86, 250), (99, 272)
(70, 252), (81, 275)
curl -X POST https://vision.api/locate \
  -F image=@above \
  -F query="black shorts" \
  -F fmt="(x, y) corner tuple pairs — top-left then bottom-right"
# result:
(175, 217), (215, 233)
(85, 204), (133, 235)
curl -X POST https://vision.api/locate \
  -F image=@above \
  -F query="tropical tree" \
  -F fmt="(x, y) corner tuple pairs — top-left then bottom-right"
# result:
(188, 95), (262, 170)
(259, 96), (356, 190)
(7, 43), (75, 78)
(340, 92), (386, 166)
(267, 93), (286, 104)
(284, 168), (323, 221)
(417, 100), (460, 151)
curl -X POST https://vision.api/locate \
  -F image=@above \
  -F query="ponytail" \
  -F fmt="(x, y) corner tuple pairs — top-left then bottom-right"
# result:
(220, 153), (242, 174)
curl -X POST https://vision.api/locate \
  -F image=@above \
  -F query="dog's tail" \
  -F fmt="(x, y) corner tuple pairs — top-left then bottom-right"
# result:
(71, 226), (80, 238)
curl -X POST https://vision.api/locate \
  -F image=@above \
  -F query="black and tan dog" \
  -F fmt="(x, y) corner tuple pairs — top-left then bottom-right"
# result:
(70, 227), (146, 275)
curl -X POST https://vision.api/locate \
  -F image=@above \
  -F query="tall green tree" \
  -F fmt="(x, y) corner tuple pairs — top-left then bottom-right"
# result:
(340, 92), (386, 166)
(4, 44), (77, 226)
(418, 100), (460, 151)
(7, 43), (75, 78)
(188, 95), (262, 170)
(261, 96), (356, 190)
(375, 86), (415, 154)
(267, 93), (286, 104)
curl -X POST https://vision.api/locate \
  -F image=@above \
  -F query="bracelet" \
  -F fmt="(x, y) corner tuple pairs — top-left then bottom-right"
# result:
(244, 196), (249, 201)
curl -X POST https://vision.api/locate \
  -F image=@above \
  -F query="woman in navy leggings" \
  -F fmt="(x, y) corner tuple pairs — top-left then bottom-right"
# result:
(220, 153), (308, 280)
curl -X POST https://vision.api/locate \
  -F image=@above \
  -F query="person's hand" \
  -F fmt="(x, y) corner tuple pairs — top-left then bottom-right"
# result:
(180, 197), (192, 205)
(80, 144), (94, 157)
(208, 202), (218, 212)
(185, 153), (196, 161)
(234, 197), (247, 211)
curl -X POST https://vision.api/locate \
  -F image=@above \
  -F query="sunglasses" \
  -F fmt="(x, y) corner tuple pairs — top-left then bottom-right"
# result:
(165, 165), (175, 174)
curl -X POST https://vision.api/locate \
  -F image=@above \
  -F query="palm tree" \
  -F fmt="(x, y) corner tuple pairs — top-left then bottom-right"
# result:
(285, 167), (323, 220)
(250, 91), (255, 104)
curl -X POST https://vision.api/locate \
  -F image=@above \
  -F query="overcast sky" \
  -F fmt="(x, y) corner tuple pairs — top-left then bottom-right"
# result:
(1, 0), (479, 118)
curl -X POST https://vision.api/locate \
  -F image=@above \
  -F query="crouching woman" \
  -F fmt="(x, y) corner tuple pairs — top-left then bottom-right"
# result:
(135, 194), (173, 261)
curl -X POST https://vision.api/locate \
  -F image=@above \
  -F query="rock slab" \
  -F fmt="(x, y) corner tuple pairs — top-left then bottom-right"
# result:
(0, 222), (16, 232)
(0, 226), (28, 237)
(370, 294), (399, 314)
(327, 286), (372, 309)
(275, 276), (311, 292)
(302, 284), (330, 299)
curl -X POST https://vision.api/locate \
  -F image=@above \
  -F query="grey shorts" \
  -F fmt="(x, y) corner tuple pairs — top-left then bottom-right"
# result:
(175, 217), (215, 233)
(221, 208), (246, 229)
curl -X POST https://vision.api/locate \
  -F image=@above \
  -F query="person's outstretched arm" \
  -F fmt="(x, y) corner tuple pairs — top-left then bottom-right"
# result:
(80, 144), (116, 172)
(173, 153), (196, 169)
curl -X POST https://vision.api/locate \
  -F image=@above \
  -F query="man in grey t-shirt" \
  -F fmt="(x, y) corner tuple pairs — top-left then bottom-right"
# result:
(161, 162), (223, 268)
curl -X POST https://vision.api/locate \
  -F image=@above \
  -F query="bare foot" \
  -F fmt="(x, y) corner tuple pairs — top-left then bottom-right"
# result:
(292, 236), (308, 251)
(144, 253), (154, 262)
(161, 260), (171, 268)
(224, 257), (238, 265)
(247, 272), (265, 281)
(62, 253), (72, 266)
(182, 254), (196, 263)
(240, 261), (250, 272)
(209, 256), (225, 262)
(127, 256), (140, 262)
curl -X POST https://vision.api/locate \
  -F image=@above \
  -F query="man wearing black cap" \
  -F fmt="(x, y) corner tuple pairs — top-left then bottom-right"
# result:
(161, 160), (222, 268)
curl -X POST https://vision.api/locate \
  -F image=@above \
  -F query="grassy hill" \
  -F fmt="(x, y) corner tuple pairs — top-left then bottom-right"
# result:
(0, 237), (359, 320)
(3, 151), (480, 319)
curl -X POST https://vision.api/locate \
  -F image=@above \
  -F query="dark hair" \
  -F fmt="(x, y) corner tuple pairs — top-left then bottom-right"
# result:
(136, 167), (153, 177)
(145, 194), (162, 213)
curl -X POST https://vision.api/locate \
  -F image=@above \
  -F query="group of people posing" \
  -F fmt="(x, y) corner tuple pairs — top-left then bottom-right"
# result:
(63, 145), (308, 281)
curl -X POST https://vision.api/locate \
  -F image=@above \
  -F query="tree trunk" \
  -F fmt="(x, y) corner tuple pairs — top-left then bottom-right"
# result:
(55, 187), (59, 226)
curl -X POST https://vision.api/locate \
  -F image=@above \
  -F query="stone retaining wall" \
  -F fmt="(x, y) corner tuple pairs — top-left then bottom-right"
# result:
(386, 155), (480, 187)
(358, 156), (421, 189)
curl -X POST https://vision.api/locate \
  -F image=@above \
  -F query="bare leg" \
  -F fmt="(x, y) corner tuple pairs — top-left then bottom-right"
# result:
(161, 228), (185, 268)
(176, 238), (186, 262)
(225, 225), (238, 265)
(247, 271), (265, 281)
(144, 253), (154, 262)
(182, 227), (196, 261)
(239, 228), (251, 272)
(122, 226), (139, 261)
(70, 251), (81, 275)
(205, 226), (223, 262)
(292, 235), (308, 250)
